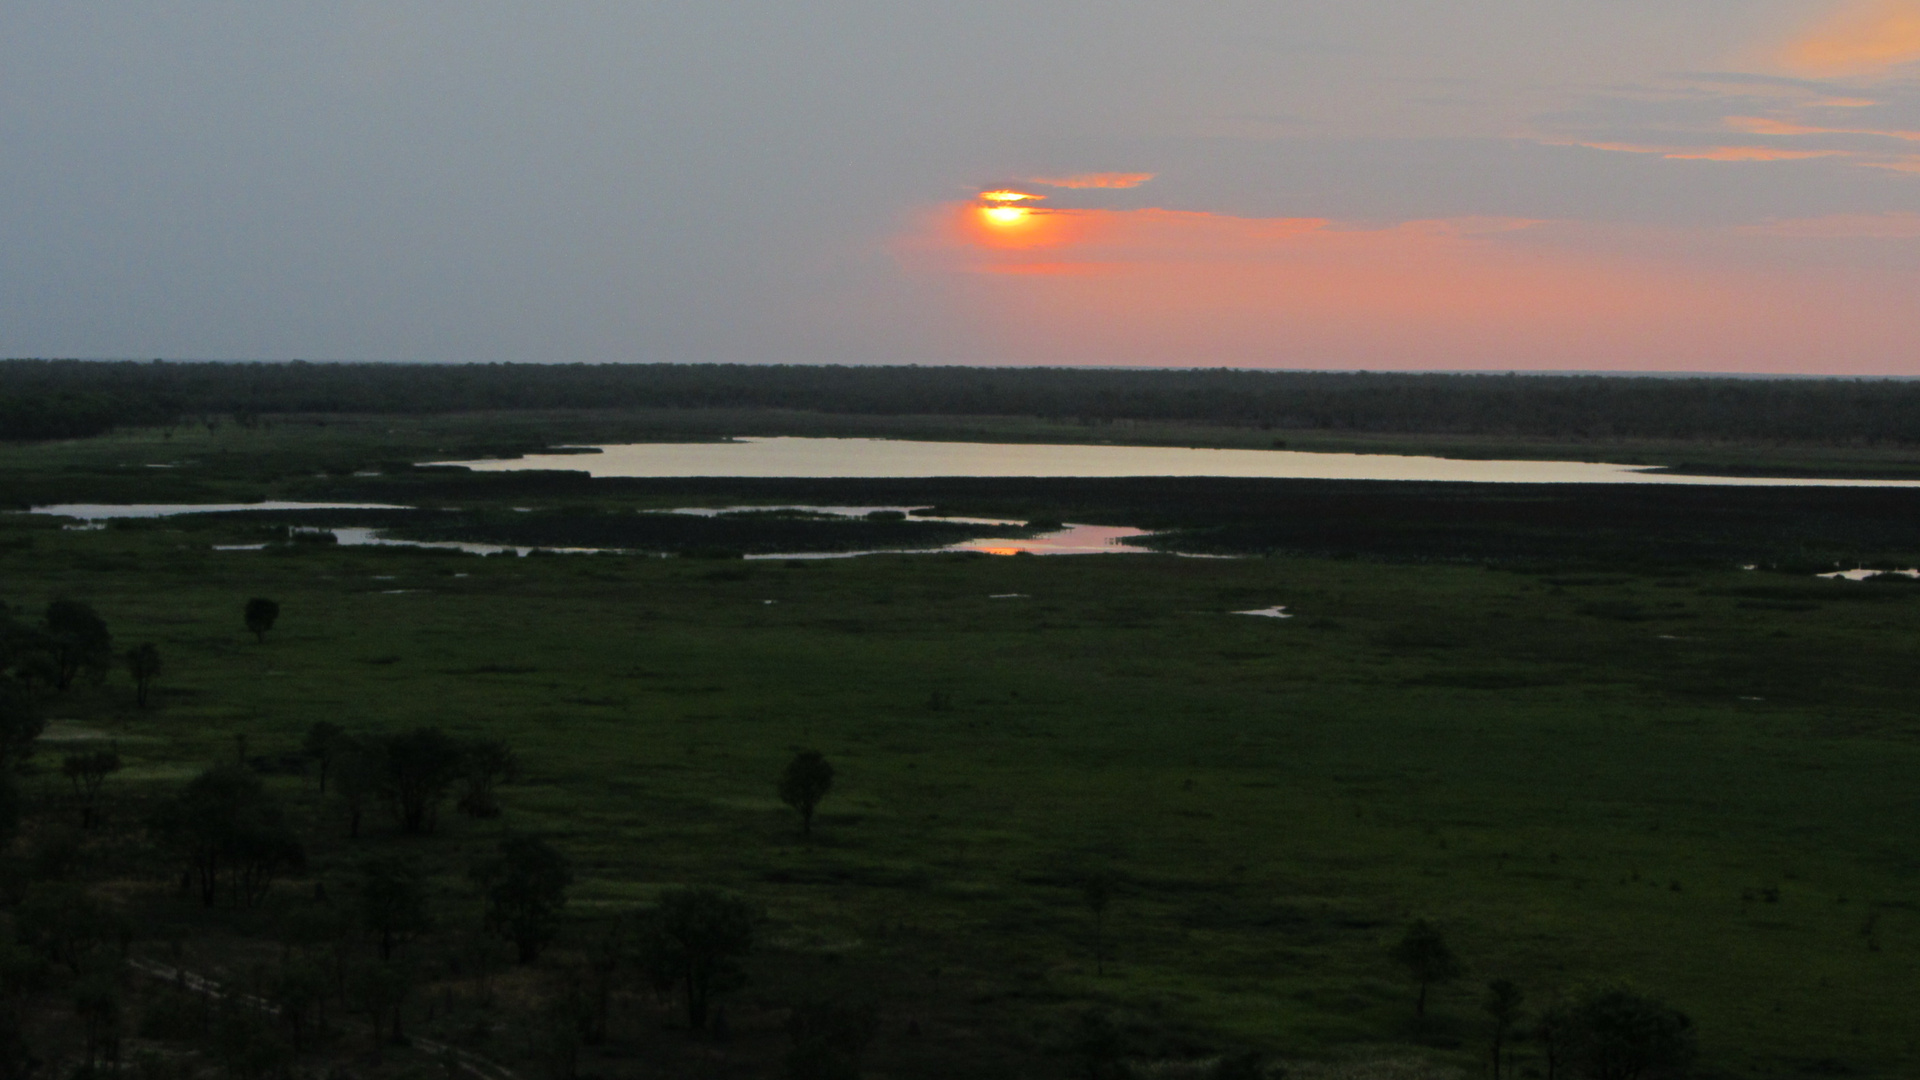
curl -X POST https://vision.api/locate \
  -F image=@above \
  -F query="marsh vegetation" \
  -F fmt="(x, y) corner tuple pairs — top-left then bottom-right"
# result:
(2, 408), (1918, 1078)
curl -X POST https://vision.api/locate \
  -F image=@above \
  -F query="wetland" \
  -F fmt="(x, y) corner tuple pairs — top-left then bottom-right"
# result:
(4, 393), (1920, 1079)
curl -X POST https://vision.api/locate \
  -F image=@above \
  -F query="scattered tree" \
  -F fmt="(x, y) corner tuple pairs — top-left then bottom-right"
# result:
(778, 749), (835, 839)
(0, 683), (43, 770)
(639, 887), (757, 1030)
(14, 883), (120, 972)
(152, 765), (306, 907)
(61, 747), (121, 828)
(1559, 986), (1696, 1080)
(1390, 919), (1463, 1017)
(303, 721), (346, 793)
(44, 600), (111, 690)
(380, 727), (462, 834)
(73, 975), (121, 1077)
(123, 643), (161, 708)
(457, 738), (519, 819)
(333, 736), (379, 838)
(1537, 999), (1572, 1080)
(243, 597), (280, 643)
(359, 858), (431, 962)
(1484, 978), (1525, 1080)
(472, 835), (573, 964)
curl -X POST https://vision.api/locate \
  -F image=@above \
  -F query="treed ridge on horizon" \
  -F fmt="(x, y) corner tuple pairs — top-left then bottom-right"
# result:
(5, 359), (1920, 445)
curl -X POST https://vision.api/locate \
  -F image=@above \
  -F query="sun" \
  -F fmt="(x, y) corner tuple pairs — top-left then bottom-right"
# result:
(982, 205), (1030, 226)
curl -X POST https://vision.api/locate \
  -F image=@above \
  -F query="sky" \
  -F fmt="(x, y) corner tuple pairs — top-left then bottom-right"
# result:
(1, 2), (1917, 373)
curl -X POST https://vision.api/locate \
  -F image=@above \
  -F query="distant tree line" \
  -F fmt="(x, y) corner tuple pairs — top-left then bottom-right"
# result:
(6, 359), (1920, 445)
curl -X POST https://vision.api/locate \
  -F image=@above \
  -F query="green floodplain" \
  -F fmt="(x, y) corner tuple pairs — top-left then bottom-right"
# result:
(5, 410), (1920, 1080)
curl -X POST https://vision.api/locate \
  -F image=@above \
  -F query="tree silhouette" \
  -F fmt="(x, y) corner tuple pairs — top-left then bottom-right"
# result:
(124, 643), (161, 708)
(379, 726), (462, 834)
(0, 682), (44, 770)
(639, 887), (756, 1029)
(1484, 979), (1525, 1080)
(472, 835), (573, 963)
(359, 857), (431, 961)
(244, 598), (280, 643)
(456, 738), (519, 819)
(152, 764), (305, 907)
(778, 749), (834, 839)
(303, 721), (346, 794)
(61, 747), (121, 828)
(1560, 986), (1696, 1080)
(44, 600), (111, 690)
(333, 736), (379, 838)
(1390, 919), (1462, 1017)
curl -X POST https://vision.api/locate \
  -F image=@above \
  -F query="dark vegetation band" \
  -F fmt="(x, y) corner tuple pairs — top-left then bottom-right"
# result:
(6, 359), (1920, 444)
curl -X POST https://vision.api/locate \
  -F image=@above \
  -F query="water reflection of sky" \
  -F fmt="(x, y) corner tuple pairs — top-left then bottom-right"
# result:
(23, 501), (1156, 558)
(437, 436), (1920, 488)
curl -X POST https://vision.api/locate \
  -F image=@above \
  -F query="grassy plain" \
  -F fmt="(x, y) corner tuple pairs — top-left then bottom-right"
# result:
(5, 418), (1920, 1077)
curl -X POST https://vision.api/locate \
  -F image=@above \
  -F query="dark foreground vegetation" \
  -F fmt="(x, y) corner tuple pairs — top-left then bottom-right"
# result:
(2, 415), (1919, 1078)
(7, 359), (1920, 450)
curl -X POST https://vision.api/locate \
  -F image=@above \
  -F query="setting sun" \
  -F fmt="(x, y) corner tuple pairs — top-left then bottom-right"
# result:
(982, 205), (1030, 226)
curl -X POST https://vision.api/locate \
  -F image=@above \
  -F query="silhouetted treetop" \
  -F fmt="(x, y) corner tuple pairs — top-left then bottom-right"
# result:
(6, 359), (1920, 445)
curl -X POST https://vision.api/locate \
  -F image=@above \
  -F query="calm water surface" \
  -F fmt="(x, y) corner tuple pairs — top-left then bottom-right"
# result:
(435, 437), (1920, 487)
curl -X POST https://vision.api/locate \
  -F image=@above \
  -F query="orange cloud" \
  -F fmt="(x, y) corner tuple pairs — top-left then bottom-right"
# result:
(1781, 1), (1920, 76)
(1726, 115), (1920, 141)
(1663, 146), (1848, 161)
(1024, 172), (1157, 189)
(1567, 140), (1851, 162)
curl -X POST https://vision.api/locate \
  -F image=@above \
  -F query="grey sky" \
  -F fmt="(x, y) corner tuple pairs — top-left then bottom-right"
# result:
(2, 2), (1916, 369)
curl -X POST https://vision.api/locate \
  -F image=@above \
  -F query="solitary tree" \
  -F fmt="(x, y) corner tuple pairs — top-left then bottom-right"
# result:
(639, 887), (757, 1029)
(359, 858), (431, 962)
(243, 598), (280, 643)
(62, 747), (121, 828)
(124, 643), (161, 708)
(1390, 919), (1462, 1017)
(778, 749), (835, 839)
(472, 835), (573, 963)
(44, 600), (112, 690)
(1484, 979), (1526, 1080)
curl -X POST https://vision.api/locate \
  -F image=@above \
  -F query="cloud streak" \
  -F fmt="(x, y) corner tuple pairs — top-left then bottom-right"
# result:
(1024, 172), (1157, 189)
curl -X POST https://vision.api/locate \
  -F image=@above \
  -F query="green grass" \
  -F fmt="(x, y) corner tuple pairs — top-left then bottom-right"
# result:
(9, 502), (1920, 1076)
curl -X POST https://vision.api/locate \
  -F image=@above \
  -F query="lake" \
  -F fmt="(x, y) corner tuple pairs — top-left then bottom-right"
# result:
(433, 437), (1920, 487)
